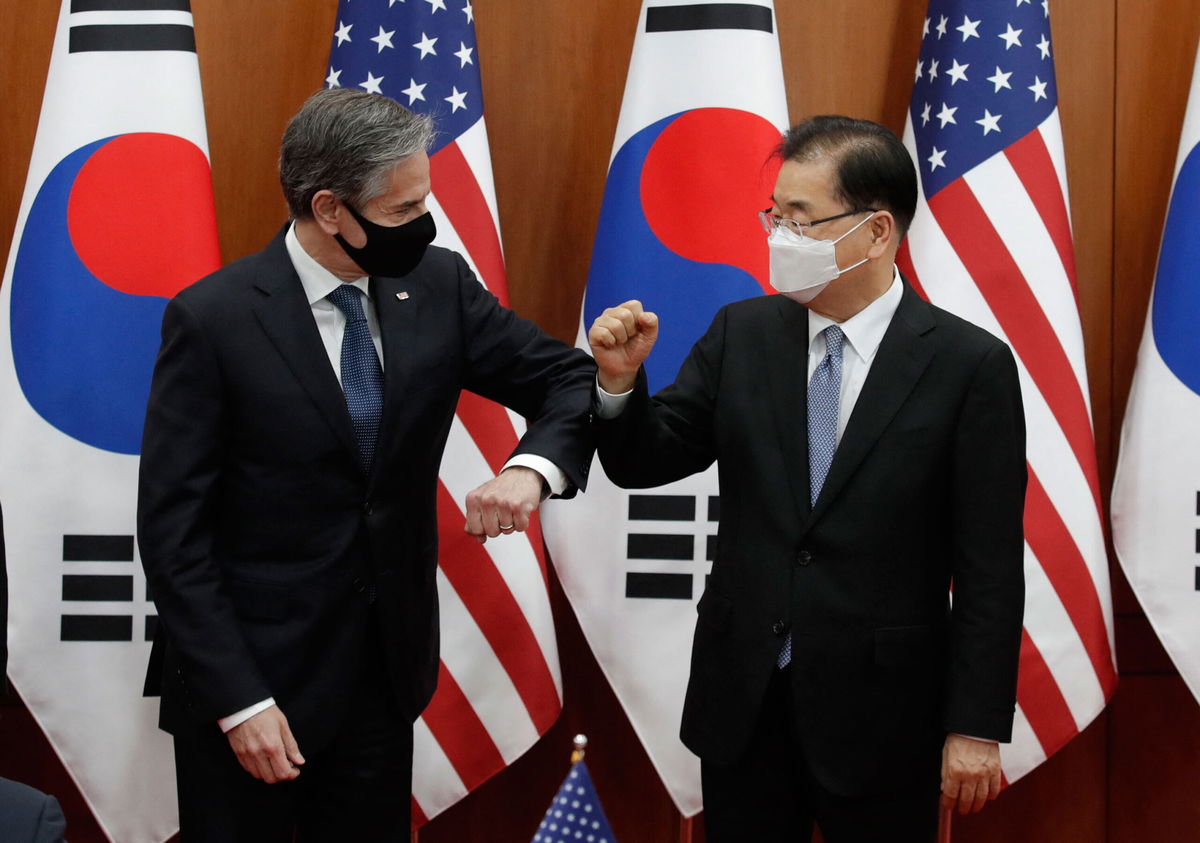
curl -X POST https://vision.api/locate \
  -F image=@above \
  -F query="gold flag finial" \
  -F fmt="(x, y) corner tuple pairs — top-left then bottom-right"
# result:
(570, 734), (588, 764)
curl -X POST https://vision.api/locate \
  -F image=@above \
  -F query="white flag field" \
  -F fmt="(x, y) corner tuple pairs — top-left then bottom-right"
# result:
(542, 0), (788, 816)
(1112, 43), (1200, 706)
(1, 1), (221, 841)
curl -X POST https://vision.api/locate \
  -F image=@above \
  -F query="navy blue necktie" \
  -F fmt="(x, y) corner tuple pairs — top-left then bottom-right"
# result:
(327, 284), (384, 470)
(779, 324), (846, 669)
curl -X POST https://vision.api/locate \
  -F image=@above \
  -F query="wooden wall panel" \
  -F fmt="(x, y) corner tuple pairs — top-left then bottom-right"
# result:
(1, 1), (1199, 841)
(1109, 3), (1200, 843)
(192, 0), (337, 266)
(1109, 676), (1200, 842)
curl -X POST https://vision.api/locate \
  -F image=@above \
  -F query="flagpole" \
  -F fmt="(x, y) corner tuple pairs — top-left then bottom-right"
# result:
(679, 815), (696, 843)
(938, 804), (952, 843)
(571, 733), (588, 763)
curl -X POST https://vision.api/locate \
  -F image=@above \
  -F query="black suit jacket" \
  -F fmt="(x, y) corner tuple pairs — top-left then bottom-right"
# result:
(138, 229), (595, 749)
(0, 778), (66, 843)
(597, 282), (1026, 796)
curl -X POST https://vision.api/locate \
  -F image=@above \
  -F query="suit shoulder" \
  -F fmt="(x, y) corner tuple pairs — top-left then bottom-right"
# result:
(924, 300), (1012, 358)
(708, 294), (787, 327)
(171, 247), (269, 312)
(421, 244), (464, 273)
(722, 295), (779, 316)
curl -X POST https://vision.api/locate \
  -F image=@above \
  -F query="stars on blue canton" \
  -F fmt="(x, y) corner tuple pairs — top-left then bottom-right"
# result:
(911, 0), (1058, 198)
(325, 0), (483, 154)
(532, 762), (617, 843)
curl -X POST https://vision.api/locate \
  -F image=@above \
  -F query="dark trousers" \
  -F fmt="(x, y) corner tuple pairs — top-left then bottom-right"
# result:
(702, 668), (940, 843)
(173, 630), (411, 842)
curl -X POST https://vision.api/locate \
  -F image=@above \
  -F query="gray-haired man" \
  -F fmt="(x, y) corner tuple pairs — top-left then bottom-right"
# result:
(138, 89), (595, 840)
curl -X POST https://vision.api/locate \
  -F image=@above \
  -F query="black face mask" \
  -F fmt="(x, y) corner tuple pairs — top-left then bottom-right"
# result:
(333, 203), (437, 278)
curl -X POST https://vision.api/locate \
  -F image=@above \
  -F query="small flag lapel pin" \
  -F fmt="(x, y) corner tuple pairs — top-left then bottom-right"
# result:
(396, 291), (410, 301)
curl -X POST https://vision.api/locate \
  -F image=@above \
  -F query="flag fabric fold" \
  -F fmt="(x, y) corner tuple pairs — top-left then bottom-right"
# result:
(898, 0), (1116, 782)
(323, 0), (563, 824)
(1, 1), (221, 840)
(1111, 42), (1200, 706)
(541, 0), (787, 815)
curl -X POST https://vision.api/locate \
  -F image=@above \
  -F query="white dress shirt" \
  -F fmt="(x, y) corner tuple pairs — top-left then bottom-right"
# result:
(217, 225), (565, 732)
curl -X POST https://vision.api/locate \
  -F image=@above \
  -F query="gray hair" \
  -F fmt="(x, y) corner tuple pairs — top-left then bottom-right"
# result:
(279, 88), (434, 220)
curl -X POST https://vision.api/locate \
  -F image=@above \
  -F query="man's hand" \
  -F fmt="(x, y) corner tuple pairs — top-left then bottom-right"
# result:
(588, 300), (659, 394)
(226, 704), (304, 784)
(464, 466), (544, 544)
(940, 734), (1002, 815)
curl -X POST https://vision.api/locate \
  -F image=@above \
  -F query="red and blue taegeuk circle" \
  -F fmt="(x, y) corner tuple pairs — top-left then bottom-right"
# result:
(11, 132), (221, 454)
(584, 108), (782, 392)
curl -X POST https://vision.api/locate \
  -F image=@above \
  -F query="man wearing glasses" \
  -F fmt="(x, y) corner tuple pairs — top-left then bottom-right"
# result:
(589, 115), (1026, 842)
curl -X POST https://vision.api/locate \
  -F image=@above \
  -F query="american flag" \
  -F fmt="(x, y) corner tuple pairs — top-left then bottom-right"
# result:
(897, 0), (1116, 783)
(532, 759), (618, 843)
(325, 0), (563, 825)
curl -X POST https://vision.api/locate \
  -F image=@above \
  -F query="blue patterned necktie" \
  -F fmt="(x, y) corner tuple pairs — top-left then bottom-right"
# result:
(779, 324), (845, 669)
(327, 284), (384, 471)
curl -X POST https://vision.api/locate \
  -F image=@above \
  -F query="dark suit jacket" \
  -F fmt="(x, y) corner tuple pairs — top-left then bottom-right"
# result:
(138, 229), (595, 750)
(0, 778), (66, 843)
(597, 282), (1026, 797)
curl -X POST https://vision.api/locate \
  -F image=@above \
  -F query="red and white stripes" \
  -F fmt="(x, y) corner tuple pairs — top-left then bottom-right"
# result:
(899, 109), (1115, 783)
(411, 122), (563, 823)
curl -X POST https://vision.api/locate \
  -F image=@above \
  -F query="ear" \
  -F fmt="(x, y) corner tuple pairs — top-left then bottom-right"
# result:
(310, 190), (343, 236)
(865, 211), (896, 260)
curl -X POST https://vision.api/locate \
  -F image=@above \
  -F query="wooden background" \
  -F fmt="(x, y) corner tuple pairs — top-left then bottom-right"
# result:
(3, 0), (1200, 840)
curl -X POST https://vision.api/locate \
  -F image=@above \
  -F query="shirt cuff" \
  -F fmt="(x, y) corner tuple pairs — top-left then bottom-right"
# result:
(503, 455), (567, 497)
(951, 733), (999, 744)
(218, 697), (276, 733)
(594, 378), (634, 419)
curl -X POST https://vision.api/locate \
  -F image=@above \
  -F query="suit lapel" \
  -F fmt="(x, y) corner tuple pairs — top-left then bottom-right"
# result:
(367, 272), (422, 483)
(803, 283), (937, 529)
(767, 295), (814, 520)
(250, 232), (360, 463)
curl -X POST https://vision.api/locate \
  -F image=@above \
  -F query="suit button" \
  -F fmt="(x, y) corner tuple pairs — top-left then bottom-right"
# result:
(797, 550), (812, 567)
(353, 578), (366, 593)
(363, 501), (374, 516)
(772, 621), (788, 635)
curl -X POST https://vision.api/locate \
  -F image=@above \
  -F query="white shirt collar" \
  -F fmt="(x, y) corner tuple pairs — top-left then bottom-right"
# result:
(807, 265), (903, 364)
(284, 221), (371, 306)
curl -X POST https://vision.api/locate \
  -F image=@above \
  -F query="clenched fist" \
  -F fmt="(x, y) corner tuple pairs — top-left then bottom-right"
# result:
(588, 300), (659, 394)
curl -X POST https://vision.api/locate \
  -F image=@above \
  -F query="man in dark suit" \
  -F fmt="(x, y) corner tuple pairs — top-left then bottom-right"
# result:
(589, 116), (1026, 842)
(138, 89), (595, 841)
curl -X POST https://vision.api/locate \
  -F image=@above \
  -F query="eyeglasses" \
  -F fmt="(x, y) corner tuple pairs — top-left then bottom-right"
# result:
(758, 208), (876, 236)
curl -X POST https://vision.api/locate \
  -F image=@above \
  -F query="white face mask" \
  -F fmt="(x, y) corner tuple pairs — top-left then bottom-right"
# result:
(767, 211), (876, 303)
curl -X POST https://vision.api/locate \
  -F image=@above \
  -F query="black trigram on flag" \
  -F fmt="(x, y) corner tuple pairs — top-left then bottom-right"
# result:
(69, 0), (195, 54)
(60, 534), (157, 642)
(624, 494), (719, 600)
(645, 3), (774, 34)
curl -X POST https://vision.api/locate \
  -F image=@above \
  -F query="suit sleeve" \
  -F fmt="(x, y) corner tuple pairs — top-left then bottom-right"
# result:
(34, 791), (66, 843)
(595, 306), (726, 488)
(137, 296), (272, 721)
(943, 340), (1027, 741)
(453, 254), (597, 497)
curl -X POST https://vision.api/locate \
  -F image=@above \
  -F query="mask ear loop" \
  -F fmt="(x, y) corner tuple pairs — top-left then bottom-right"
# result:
(830, 211), (877, 275)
